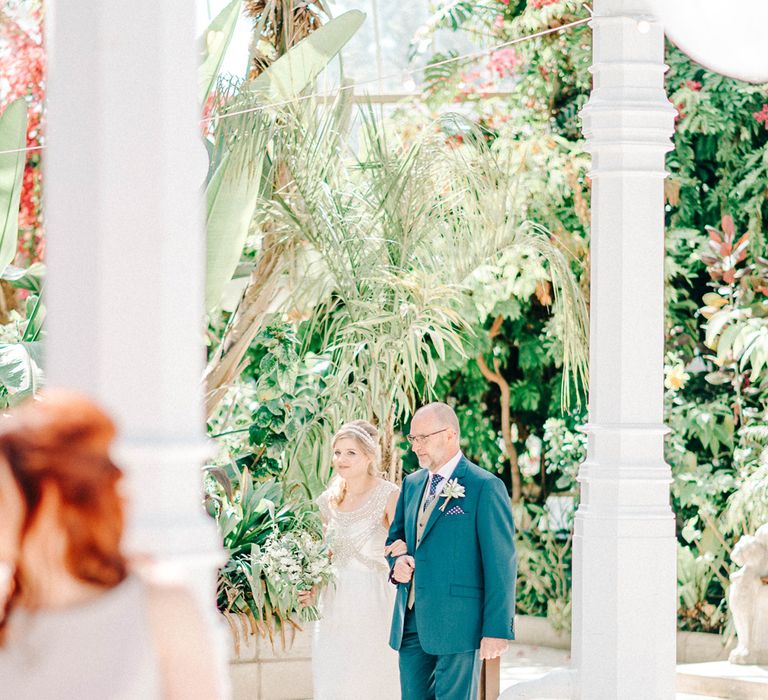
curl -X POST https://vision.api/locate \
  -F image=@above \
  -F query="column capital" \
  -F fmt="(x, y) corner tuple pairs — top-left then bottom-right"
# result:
(581, 11), (675, 177)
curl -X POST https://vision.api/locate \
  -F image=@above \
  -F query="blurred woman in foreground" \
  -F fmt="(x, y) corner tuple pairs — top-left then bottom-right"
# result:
(0, 389), (220, 699)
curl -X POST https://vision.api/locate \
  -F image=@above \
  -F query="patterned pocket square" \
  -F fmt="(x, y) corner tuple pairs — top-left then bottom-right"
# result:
(446, 505), (465, 515)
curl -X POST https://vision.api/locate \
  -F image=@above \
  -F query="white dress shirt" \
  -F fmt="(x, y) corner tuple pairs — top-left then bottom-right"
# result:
(421, 450), (463, 505)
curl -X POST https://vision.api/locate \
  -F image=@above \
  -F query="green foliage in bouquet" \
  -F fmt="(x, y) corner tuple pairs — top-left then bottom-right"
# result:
(205, 465), (333, 645)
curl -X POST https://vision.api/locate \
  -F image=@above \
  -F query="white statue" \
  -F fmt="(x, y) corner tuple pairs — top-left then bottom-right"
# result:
(728, 523), (768, 664)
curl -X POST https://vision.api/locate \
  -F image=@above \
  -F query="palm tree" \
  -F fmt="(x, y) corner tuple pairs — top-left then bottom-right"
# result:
(244, 0), (329, 78)
(202, 10), (364, 418)
(224, 101), (589, 486)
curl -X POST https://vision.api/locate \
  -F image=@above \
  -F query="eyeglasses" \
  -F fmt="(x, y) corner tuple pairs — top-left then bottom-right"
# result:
(406, 428), (448, 445)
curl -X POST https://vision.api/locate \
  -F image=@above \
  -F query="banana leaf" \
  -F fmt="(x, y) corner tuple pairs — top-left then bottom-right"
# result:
(249, 10), (365, 105)
(1, 262), (45, 293)
(0, 99), (29, 274)
(0, 341), (42, 406)
(198, 0), (242, 106)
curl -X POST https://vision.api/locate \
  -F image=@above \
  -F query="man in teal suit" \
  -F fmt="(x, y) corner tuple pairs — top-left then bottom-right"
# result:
(386, 402), (517, 700)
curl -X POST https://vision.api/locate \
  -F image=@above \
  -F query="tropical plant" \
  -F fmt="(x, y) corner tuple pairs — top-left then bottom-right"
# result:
(198, 0), (242, 107)
(0, 2), (45, 264)
(244, 0), (329, 79)
(677, 540), (729, 634)
(402, 0), (768, 637)
(699, 216), (768, 413)
(205, 464), (327, 645)
(210, 323), (328, 494)
(723, 421), (768, 535)
(514, 501), (573, 631)
(203, 10), (366, 417)
(0, 99), (28, 275)
(245, 104), (587, 487)
(0, 97), (43, 406)
(0, 292), (42, 407)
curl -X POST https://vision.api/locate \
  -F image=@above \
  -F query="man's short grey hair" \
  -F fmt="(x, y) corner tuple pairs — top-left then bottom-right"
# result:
(414, 402), (460, 435)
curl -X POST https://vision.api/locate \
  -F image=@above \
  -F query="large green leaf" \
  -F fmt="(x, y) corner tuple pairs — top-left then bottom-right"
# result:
(0, 99), (29, 274)
(1, 262), (45, 293)
(205, 149), (268, 312)
(198, 0), (242, 106)
(249, 10), (365, 104)
(0, 341), (42, 406)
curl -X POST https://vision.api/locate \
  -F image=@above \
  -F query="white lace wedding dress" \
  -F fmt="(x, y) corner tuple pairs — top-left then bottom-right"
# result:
(313, 479), (401, 700)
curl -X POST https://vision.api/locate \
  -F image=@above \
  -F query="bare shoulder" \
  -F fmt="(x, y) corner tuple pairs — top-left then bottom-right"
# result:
(381, 479), (401, 526)
(379, 478), (400, 495)
(384, 485), (401, 510)
(316, 489), (332, 522)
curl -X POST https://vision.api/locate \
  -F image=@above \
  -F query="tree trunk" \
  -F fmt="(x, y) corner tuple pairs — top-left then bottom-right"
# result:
(379, 412), (402, 484)
(203, 239), (285, 418)
(476, 314), (522, 503)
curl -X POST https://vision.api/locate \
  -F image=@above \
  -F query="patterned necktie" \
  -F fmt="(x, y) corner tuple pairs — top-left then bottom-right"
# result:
(423, 473), (444, 511)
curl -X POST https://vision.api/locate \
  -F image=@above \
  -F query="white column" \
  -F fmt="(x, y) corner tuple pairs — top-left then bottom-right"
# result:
(44, 0), (227, 689)
(573, 1), (676, 698)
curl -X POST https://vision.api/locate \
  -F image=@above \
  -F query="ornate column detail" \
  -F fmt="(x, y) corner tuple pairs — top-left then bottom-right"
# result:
(573, 1), (677, 698)
(44, 0), (227, 689)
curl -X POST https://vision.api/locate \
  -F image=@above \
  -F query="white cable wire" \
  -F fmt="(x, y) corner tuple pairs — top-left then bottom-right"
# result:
(204, 16), (591, 124)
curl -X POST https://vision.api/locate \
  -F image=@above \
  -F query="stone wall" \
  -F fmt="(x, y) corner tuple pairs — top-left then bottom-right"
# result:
(228, 617), (312, 700)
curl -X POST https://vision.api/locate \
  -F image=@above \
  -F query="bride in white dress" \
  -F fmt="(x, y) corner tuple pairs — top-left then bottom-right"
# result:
(303, 420), (403, 700)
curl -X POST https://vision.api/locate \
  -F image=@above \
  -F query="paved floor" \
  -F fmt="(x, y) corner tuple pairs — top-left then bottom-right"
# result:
(500, 644), (720, 699)
(500, 643), (571, 692)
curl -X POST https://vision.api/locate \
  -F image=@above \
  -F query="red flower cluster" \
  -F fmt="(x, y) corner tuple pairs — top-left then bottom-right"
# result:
(684, 80), (702, 91)
(488, 48), (522, 79)
(753, 104), (768, 128)
(530, 0), (559, 8)
(0, 3), (46, 263)
(452, 47), (524, 103)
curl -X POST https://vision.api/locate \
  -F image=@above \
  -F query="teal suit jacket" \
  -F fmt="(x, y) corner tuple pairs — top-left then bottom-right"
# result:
(387, 456), (517, 655)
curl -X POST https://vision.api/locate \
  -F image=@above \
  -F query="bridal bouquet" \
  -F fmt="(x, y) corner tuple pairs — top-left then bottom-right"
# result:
(254, 529), (334, 623)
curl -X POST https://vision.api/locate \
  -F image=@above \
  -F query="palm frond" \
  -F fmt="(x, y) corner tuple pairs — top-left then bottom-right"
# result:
(255, 99), (588, 481)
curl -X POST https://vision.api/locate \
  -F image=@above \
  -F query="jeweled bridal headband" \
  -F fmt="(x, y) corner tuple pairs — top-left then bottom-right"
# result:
(333, 424), (378, 453)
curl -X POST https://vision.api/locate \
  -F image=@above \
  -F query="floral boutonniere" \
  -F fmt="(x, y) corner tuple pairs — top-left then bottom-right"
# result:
(439, 479), (466, 512)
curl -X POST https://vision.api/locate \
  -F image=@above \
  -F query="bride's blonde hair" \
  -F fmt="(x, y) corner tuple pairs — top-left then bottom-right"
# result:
(328, 420), (381, 507)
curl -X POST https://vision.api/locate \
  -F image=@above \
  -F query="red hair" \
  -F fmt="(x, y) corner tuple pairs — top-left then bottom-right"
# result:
(0, 389), (128, 640)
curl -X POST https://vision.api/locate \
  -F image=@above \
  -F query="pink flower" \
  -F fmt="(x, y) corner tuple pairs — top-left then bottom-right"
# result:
(530, 0), (558, 8)
(488, 47), (522, 79)
(494, 14), (505, 29)
(753, 104), (768, 128)
(684, 80), (702, 91)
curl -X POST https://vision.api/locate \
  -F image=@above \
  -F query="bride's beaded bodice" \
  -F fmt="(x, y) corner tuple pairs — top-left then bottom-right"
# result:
(317, 480), (399, 574)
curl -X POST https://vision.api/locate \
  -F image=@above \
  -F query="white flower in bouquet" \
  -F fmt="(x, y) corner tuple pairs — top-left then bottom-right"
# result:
(254, 530), (334, 623)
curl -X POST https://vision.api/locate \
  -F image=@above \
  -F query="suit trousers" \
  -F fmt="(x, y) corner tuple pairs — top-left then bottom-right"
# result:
(398, 606), (481, 700)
